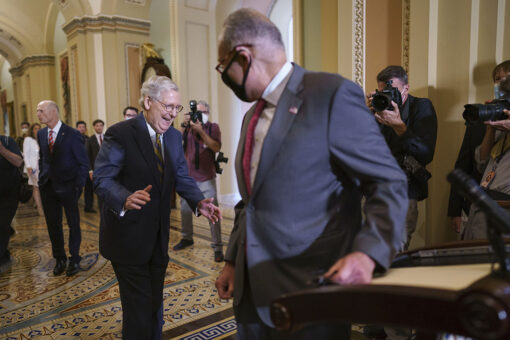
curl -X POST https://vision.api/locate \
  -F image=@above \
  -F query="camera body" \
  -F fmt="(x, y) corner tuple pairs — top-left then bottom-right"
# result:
(372, 80), (403, 112)
(215, 152), (228, 174)
(181, 100), (203, 128)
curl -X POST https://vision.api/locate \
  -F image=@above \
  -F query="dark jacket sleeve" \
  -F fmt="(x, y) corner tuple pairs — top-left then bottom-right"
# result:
(72, 130), (89, 188)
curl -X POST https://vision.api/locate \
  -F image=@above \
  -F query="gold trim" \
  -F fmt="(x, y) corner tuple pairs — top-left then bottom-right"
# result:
(402, 0), (410, 73)
(353, 0), (365, 87)
(63, 15), (151, 39)
(9, 55), (55, 77)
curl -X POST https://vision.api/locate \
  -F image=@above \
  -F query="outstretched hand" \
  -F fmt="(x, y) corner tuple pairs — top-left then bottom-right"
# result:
(124, 185), (152, 210)
(485, 109), (510, 132)
(323, 251), (376, 285)
(197, 197), (222, 223)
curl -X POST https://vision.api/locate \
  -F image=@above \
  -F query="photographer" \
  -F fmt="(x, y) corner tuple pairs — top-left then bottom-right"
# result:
(174, 100), (224, 262)
(368, 66), (437, 250)
(463, 60), (510, 240)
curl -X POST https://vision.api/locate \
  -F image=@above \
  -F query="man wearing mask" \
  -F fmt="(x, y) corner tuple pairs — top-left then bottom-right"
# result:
(16, 121), (30, 151)
(123, 106), (139, 120)
(462, 60), (510, 240)
(367, 66), (437, 250)
(173, 100), (224, 262)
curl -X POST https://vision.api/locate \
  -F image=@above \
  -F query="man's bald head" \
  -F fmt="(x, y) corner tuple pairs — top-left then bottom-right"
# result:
(37, 100), (60, 128)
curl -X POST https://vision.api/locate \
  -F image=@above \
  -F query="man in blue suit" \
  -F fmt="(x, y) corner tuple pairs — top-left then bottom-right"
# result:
(37, 100), (89, 277)
(94, 76), (221, 339)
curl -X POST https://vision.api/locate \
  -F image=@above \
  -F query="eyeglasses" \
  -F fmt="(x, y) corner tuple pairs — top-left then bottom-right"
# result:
(215, 44), (252, 74)
(150, 97), (183, 113)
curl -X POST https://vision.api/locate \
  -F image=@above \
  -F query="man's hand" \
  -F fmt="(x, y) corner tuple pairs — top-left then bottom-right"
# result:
(366, 91), (376, 113)
(374, 101), (407, 135)
(197, 197), (222, 223)
(189, 119), (204, 133)
(215, 261), (235, 299)
(323, 251), (376, 285)
(485, 109), (510, 132)
(450, 216), (462, 233)
(89, 171), (93, 181)
(123, 185), (152, 210)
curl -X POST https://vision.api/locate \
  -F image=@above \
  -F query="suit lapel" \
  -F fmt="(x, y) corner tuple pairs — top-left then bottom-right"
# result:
(250, 65), (304, 198)
(52, 123), (68, 158)
(133, 114), (162, 192)
(235, 105), (257, 199)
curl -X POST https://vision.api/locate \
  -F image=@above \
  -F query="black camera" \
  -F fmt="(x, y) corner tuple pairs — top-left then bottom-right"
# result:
(181, 100), (203, 127)
(463, 99), (510, 124)
(372, 80), (403, 112)
(398, 154), (431, 184)
(215, 152), (228, 174)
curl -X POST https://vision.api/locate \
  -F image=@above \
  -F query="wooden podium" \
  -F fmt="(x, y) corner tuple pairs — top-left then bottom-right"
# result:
(270, 241), (510, 339)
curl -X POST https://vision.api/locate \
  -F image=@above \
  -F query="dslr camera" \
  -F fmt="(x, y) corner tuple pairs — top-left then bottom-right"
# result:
(372, 80), (403, 112)
(215, 152), (229, 174)
(463, 77), (510, 124)
(181, 100), (203, 128)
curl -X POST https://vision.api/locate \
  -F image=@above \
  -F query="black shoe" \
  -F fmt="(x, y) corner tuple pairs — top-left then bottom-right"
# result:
(66, 262), (80, 277)
(173, 239), (194, 251)
(84, 208), (97, 213)
(214, 251), (224, 263)
(53, 258), (67, 276)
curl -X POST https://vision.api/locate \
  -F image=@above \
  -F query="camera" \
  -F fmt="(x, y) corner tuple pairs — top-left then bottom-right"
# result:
(215, 152), (228, 174)
(398, 154), (431, 184)
(372, 80), (403, 112)
(463, 99), (510, 124)
(181, 100), (203, 127)
(463, 78), (510, 124)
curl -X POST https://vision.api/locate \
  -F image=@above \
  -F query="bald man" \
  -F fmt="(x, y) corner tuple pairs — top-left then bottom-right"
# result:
(37, 100), (89, 277)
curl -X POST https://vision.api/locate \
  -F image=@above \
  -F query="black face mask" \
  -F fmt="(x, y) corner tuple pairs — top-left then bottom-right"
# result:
(221, 51), (252, 102)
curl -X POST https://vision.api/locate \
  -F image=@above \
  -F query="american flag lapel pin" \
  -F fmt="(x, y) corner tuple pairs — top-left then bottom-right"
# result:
(289, 106), (298, 115)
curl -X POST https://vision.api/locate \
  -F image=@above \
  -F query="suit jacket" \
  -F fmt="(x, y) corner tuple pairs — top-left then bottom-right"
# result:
(93, 114), (204, 265)
(37, 123), (89, 192)
(86, 134), (101, 170)
(447, 123), (486, 216)
(379, 95), (438, 200)
(226, 64), (408, 326)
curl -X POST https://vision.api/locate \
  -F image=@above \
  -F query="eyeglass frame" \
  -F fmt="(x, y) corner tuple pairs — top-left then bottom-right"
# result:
(149, 97), (183, 113)
(215, 44), (252, 74)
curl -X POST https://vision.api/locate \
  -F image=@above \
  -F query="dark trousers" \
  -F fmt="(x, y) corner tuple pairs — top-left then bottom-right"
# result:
(40, 182), (82, 263)
(234, 272), (351, 340)
(84, 176), (94, 210)
(112, 235), (168, 340)
(0, 188), (19, 260)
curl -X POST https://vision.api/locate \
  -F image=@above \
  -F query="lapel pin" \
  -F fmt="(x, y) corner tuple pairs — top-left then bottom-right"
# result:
(289, 106), (298, 115)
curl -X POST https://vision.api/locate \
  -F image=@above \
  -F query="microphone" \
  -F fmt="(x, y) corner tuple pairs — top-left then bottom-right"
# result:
(447, 169), (510, 234)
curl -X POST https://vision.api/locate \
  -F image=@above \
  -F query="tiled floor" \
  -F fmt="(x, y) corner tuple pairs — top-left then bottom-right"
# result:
(0, 201), (236, 339)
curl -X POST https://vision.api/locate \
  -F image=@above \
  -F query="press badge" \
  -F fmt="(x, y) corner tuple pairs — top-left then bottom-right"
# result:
(480, 170), (495, 188)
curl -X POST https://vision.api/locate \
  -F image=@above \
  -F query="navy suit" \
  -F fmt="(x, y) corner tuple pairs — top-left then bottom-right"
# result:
(37, 122), (88, 263)
(94, 114), (204, 339)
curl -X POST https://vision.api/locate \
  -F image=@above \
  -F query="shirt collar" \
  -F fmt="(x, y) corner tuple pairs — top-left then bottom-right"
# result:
(261, 61), (293, 106)
(49, 120), (62, 135)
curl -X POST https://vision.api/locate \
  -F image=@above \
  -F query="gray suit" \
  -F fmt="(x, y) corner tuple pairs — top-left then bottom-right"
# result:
(225, 64), (408, 327)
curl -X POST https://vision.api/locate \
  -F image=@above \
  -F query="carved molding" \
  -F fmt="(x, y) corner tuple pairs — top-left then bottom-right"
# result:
(57, 0), (70, 10)
(353, 0), (365, 87)
(125, 0), (146, 5)
(9, 55), (55, 77)
(402, 0), (410, 73)
(63, 15), (151, 39)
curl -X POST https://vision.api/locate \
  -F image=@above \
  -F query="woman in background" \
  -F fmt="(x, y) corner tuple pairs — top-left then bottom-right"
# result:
(23, 123), (43, 216)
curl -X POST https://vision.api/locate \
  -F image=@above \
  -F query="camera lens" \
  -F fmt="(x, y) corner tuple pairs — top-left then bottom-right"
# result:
(372, 93), (392, 112)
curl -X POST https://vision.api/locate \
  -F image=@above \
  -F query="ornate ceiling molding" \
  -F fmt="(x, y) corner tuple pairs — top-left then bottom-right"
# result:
(9, 55), (55, 77)
(353, 0), (365, 87)
(125, 0), (146, 5)
(62, 15), (151, 39)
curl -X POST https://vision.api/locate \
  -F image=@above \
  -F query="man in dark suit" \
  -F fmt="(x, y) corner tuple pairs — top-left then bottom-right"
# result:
(214, 9), (408, 339)
(368, 66), (438, 250)
(77, 120), (95, 213)
(0, 135), (23, 269)
(94, 76), (221, 340)
(37, 100), (89, 277)
(86, 119), (104, 211)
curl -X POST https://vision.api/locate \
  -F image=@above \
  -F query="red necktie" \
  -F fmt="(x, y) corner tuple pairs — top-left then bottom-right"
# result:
(99, 134), (103, 145)
(48, 130), (54, 153)
(242, 99), (266, 195)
